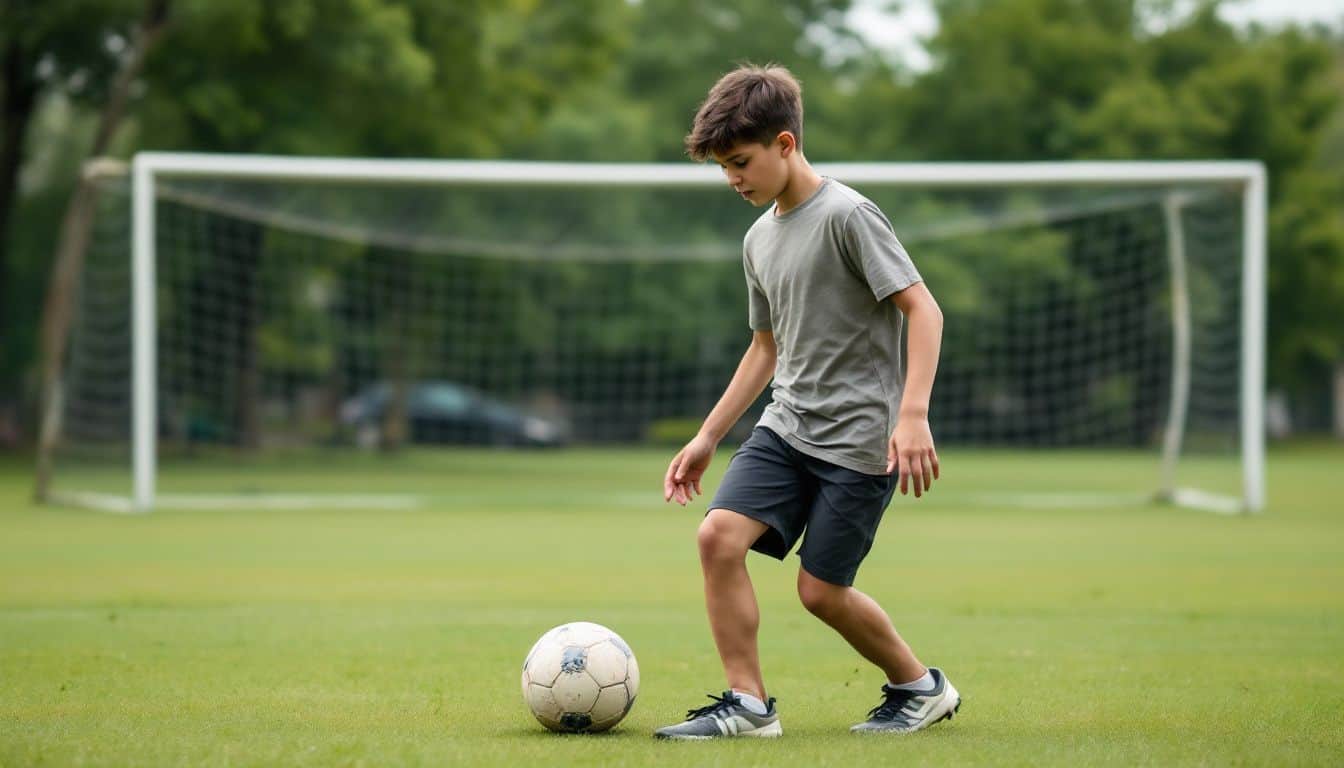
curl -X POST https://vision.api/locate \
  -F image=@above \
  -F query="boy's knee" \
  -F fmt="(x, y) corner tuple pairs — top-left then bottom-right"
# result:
(797, 571), (847, 618)
(697, 512), (750, 566)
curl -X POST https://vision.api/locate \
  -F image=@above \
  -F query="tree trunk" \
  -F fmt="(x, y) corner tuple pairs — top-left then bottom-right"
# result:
(33, 0), (171, 503)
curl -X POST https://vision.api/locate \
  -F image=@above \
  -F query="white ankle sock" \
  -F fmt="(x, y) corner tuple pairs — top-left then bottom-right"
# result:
(888, 670), (935, 693)
(731, 689), (769, 715)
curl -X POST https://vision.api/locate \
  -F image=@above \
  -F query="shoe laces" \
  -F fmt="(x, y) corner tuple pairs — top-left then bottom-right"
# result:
(868, 685), (916, 720)
(685, 691), (742, 721)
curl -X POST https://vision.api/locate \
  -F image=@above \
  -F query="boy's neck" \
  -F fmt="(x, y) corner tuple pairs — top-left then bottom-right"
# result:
(773, 157), (824, 215)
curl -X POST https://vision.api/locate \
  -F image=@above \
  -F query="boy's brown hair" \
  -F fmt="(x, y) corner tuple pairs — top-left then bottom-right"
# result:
(685, 64), (803, 162)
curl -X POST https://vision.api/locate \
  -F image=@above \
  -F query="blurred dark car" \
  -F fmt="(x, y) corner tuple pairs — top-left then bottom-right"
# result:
(340, 381), (566, 448)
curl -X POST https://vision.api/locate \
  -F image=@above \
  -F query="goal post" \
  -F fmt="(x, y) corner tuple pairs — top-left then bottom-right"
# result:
(58, 153), (1267, 513)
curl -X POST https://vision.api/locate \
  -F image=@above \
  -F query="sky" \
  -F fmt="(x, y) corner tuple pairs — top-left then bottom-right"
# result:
(850, 0), (1344, 71)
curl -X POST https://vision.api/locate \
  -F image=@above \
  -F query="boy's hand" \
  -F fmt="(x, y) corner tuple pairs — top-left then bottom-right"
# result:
(664, 434), (717, 506)
(887, 417), (940, 498)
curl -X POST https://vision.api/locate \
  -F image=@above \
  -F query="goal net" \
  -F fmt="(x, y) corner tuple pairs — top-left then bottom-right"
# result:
(46, 155), (1265, 513)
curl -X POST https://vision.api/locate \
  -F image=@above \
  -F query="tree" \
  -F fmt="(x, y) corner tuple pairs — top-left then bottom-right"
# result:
(18, 0), (624, 476)
(1079, 13), (1343, 399)
(33, 0), (170, 498)
(904, 0), (1342, 411)
(2, 0), (149, 434)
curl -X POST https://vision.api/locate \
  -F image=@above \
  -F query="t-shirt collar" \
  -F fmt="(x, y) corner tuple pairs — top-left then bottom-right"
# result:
(770, 177), (832, 222)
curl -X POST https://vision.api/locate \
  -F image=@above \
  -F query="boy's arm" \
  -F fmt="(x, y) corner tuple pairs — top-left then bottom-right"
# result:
(664, 330), (777, 505)
(888, 281), (943, 497)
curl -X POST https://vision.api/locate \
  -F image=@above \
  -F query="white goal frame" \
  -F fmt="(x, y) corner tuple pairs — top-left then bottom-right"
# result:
(126, 153), (1267, 514)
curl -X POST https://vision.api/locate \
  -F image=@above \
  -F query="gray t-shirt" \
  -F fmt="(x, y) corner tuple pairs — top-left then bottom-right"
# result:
(743, 178), (922, 475)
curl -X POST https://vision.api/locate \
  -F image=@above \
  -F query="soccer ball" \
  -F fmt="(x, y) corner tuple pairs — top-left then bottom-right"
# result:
(521, 621), (640, 733)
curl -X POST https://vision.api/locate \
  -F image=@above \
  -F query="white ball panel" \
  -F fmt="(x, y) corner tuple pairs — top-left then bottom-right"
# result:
(550, 622), (606, 648)
(584, 641), (629, 687)
(552, 669), (601, 713)
(526, 683), (562, 729)
(524, 642), (563, 686)
(606, 628), (635, 658)
(589, 683), (631, 728)
(625, 653), (640, 698)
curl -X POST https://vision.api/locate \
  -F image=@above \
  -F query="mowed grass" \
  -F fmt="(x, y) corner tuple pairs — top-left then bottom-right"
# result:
(1, 444), (1342, 767)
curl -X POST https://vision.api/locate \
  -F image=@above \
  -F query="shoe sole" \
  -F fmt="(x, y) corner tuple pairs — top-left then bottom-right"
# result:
(851, 696), (962, 734)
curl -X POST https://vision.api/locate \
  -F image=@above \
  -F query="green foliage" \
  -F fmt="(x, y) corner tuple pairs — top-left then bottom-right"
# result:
(908, 0), (1140, 160)
(132, 0), (624, 156)
(2, 0), (628, 437)
(900, 0), (1343, 398)
(1, 0), (146, 107)
(1268, 169), (1344, 386)
(594, 0), (893, 161)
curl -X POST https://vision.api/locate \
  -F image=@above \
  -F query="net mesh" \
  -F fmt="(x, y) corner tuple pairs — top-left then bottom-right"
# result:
(51, 168), (1247, 506)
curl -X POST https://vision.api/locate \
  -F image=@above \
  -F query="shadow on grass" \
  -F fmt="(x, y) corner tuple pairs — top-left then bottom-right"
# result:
(498, 726), (641, 740)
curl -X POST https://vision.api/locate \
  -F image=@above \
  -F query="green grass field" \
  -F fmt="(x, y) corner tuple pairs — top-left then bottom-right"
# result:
(2, 444), (1342, 766)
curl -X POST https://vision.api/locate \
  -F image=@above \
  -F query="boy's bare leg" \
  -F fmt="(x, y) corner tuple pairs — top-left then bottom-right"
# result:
(698, 508), (771, 701)
(796, 568), (926, 685)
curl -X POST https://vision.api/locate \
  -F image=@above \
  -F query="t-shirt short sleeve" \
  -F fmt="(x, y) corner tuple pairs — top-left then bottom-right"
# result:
(842, 202), (923, 301)
(744, 249), (772, 330)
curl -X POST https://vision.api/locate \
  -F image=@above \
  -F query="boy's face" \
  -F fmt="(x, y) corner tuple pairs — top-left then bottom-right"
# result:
(712, 136), (791, 207)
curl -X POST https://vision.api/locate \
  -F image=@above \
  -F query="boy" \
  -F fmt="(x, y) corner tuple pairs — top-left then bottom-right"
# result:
(655, 64), (959, 740)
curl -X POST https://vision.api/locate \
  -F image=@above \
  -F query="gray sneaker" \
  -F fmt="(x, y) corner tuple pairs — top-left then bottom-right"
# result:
(654, 691), (782, 740)
(850, 668), (961, 734)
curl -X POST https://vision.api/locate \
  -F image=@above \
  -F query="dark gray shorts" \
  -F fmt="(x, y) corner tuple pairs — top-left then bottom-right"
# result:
(708, 426), (897, 587)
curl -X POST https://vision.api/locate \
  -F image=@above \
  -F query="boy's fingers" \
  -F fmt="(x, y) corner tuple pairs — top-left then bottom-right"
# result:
(898, 456), (911, 494)
(693, 478), (702, 496)
(922, 454), (934, 491)
(664, 456), (683, 501)
(931, 451), (941, 480)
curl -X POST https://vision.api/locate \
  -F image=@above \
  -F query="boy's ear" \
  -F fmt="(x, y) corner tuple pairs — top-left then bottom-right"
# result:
(776, 131), (797, 157)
